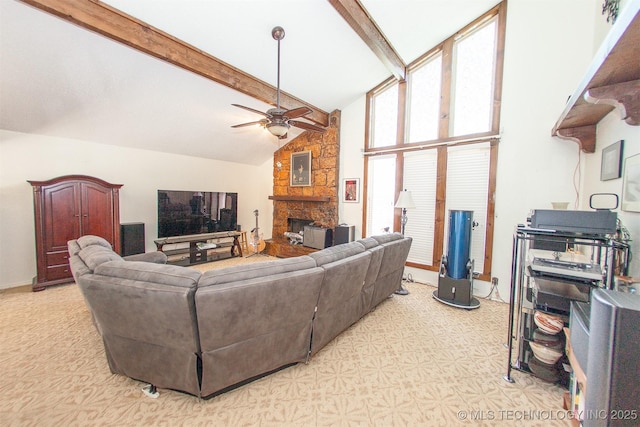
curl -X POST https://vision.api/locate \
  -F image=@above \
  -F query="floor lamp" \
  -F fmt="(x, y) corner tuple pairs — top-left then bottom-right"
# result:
(394, 189), (415, 295)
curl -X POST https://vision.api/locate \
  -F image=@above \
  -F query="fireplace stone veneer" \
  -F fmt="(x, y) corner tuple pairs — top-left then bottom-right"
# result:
(265, 111), (341, 258)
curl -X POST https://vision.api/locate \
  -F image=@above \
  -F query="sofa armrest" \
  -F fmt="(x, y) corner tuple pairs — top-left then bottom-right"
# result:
(123, 251), (168, 264)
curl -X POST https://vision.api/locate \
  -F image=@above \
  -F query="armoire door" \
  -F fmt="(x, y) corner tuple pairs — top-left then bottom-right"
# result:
(43, 181), (81, 256)
(81, 182), (118, 248)
(40, 181), (81, 285)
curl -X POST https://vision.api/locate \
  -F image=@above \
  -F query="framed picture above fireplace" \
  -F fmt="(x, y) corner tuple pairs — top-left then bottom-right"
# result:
(291, 151), (311, 187)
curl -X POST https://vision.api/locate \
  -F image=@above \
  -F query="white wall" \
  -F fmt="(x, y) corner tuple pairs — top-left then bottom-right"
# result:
(582, 113), (640, 277)
(338, 97), (367, 237)
(0, 129), (273, 289)
(338, 0), (617, 300)
(490, 0), (599, 299)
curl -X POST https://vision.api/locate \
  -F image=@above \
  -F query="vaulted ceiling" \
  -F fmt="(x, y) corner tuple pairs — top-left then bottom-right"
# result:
(0, 0), (499, 165)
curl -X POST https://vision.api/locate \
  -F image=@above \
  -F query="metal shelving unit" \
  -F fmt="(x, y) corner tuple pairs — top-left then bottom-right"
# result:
(504, 226), (628, 384)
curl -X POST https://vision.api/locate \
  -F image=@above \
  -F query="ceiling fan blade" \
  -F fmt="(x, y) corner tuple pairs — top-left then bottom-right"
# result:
(232, 104), (271, 118)
(289, 120), (326, 133)
(284, 106), (312, 119)
(231, 119), (268, 128)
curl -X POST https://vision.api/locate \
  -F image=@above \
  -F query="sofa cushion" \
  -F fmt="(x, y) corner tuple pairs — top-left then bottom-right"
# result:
(69, 255), (91, 279)
(309, 249), (372, 355)
(123, 251), (168, 264)
(77, 264), (201, 396)
(357, 237), (379, 250)
(77, 235), (113, 250)
(370, 236), (412, 307)
(94, 260), (201, 288)
(68, 240), (82, 256)
(78, 245), (123, 271)
(309, 242), (365, 267)
(371, 232), (404, 245)
(199, 256), (316, 287)
(196, 266), (325, 397)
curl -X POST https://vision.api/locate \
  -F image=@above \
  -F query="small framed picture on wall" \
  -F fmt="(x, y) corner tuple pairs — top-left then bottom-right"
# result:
(343, 178), (360, 203)
(622, 153), (640, 212)
(601, 140), (624, 181)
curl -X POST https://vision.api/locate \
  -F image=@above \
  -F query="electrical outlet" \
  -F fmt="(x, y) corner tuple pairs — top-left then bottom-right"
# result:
(491, 277), (500, 301)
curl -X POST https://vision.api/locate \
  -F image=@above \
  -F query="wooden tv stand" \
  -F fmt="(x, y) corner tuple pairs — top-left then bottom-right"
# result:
(154, 231), (242, 266)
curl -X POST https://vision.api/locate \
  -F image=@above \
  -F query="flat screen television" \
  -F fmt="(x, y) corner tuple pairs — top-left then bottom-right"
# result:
(158, 190), (238, 238)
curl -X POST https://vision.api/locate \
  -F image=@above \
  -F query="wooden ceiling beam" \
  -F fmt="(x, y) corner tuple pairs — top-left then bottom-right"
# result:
(328, 0), (406, 81)
(18, 0), (330, 127)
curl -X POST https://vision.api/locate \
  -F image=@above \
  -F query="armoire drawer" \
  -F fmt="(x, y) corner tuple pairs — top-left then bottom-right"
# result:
(46, 264), (72, 281)
(47, 251), (70, 267)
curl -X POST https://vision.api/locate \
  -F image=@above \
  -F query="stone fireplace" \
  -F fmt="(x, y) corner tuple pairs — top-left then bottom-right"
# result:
(265, 111), (340, 258)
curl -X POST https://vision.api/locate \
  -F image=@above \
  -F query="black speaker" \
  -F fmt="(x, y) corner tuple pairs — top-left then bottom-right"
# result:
(334, 225), (355, 245)
(120, 222), (145, 256)
(584, 289), (640, 426)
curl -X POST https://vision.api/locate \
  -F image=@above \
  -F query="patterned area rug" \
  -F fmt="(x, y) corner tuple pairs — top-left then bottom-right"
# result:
(0, 261), (570, 426)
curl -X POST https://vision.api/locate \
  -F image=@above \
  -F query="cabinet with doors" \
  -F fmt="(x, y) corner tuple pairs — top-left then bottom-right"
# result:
(28, 175), (122, 291)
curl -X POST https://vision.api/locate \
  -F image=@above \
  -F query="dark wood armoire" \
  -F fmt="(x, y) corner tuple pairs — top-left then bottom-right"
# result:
(28, 175), (122, 291)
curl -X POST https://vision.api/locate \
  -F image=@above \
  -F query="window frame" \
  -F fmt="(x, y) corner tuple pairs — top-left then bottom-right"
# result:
(362, 2), (506, 282)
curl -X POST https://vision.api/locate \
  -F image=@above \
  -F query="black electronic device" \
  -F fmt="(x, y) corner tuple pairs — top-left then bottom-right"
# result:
(334, 224), (355, 245)
(120, 222), (145, 256)
(528, 209), (617, 235)
(157, 190), (238, 238)
(569, 301), (590, 375)
(584, 289), (640, 426)
(532, 276), (590, 313)
(529, 257), (603, 282)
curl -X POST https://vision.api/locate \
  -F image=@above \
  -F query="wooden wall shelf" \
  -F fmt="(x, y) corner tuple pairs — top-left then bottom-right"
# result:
(269, 195), (331, 202)
(552, 2), (640, 153)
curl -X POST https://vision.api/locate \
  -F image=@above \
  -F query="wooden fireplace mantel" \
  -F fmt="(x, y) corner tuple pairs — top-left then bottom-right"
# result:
(269, 195), (331, 202)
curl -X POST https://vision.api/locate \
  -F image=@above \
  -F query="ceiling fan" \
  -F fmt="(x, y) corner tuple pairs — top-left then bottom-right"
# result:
(231, 26), (326, 138)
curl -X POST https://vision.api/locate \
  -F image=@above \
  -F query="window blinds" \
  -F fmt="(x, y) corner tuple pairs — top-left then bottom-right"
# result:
(444, 143), (490, 272)
(403, 150), (438, 266)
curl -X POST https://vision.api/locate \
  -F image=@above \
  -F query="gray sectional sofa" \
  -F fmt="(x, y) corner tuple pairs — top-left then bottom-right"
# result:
(68, 233), (412, 398)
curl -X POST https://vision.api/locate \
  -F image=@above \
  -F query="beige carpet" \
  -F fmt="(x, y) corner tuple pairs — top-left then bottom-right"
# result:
(0, 257), (570, 426)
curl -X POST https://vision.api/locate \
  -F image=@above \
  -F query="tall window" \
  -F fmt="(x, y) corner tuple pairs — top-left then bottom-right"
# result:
(407, 53), (441, 143)
(452, 18), (498, 136)
(364, 2), (505, 281)
(366, 155), (396, 234)
(370, 84), (399, 148)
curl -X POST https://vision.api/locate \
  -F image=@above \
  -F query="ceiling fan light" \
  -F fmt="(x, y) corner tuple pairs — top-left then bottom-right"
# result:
(267, 122), (289, 137)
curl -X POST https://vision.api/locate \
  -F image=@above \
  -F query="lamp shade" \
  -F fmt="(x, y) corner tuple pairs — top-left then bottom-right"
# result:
(267, 122), (290, 137)
(395, 190), (415, 209)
